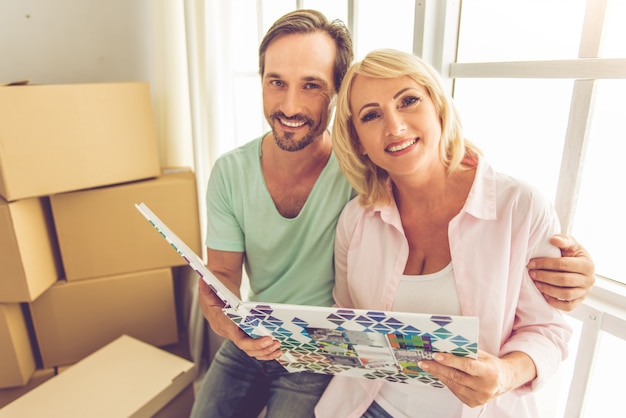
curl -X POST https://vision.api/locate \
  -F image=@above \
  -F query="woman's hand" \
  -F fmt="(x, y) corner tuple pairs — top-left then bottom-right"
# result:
(418, 350), (536, 407)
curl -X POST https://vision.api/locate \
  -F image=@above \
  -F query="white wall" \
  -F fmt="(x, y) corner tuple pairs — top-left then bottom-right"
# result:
(0, 0), (193, 170)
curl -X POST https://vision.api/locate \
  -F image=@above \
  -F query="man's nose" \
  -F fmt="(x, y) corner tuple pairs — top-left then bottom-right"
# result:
(280, 88), (304, 117)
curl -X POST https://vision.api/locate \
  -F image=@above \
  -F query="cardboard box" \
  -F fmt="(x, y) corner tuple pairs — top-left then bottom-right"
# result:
(0, 368), (56, 407)
(0, 197), (61, 302)
(0, 304), (36, 389)
(0, 82), (161, 201)
(0, 335), (195, 418)
(29, 268), (178, 368)
(50, 168), (201, 281)
(152, 384), (195, 418)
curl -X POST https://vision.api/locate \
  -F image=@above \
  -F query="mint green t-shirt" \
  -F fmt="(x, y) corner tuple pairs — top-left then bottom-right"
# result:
(205, 135), (355, 307)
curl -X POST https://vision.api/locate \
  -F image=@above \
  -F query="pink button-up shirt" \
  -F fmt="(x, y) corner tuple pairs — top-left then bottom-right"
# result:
(315, 157), (571, 418)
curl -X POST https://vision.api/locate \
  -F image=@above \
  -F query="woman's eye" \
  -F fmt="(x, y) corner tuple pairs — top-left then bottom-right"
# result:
(401, 96), (420, 107)
(360, 111), (378, 123)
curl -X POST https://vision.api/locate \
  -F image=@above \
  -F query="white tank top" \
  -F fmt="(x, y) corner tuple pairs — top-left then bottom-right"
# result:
(374, 262), (464, 418)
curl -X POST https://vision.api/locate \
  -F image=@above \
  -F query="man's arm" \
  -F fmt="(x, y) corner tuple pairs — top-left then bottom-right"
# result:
(198, 248), (281, 360)
(528, 234), (595, 311)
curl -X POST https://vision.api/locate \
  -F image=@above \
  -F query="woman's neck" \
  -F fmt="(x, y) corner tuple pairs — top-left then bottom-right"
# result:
(392, 164), (475, 217)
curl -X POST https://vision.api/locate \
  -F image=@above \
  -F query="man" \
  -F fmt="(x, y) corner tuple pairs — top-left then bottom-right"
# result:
(190, 9), (595, 418)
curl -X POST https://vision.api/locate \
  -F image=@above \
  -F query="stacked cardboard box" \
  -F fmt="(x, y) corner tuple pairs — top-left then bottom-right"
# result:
(32, 168), (201, 368)
(0, 82), (200, 411)
(0, 198), (61, 302)
(0, 82), (161, 201)
(0, 304), (37, 388)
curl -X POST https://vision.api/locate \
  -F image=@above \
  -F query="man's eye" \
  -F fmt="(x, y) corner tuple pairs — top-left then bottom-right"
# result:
(270, 80), (284, 87)
(304, 83), (320, 90)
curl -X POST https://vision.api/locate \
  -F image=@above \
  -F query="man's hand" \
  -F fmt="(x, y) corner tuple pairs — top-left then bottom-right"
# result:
(418, 350), (536, 407)
(528, 234), (595, 311)
(198, 278), (282, 360)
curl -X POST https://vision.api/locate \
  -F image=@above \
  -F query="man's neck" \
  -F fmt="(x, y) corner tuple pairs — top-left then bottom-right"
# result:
(260, 130), (332, 218)
(261, 131), (332, 177)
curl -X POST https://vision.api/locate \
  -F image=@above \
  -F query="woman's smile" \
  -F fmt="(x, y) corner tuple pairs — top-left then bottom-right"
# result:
(386, 137), (419, 153)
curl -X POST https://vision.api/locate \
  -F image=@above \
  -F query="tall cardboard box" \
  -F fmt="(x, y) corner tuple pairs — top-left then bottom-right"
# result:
(0, 82), (161, 201)
(0, 304), (36, 389)
(29, 268), (179, 368)
(50, 169), (201, 281)
(0, 335), (195, 418)
(0, 197), (61, 302)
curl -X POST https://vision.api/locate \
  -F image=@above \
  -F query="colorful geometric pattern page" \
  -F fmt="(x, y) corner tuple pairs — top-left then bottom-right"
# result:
(227, 304), (478, 387)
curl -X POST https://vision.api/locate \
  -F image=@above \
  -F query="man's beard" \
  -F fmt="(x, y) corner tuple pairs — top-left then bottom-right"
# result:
(269, 112), (323, 152)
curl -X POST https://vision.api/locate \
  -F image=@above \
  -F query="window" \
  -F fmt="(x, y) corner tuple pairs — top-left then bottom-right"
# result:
(454, 0), (626, 288)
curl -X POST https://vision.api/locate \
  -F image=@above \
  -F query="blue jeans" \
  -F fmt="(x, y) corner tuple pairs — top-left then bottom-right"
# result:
(361, 401), (394, 418)
(190, 340), (332, 418)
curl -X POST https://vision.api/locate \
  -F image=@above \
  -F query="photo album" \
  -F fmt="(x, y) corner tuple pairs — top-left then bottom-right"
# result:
(135, 202), (479, 387)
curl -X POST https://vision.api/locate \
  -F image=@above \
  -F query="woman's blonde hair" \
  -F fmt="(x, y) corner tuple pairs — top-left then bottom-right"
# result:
(332, 48), (480, 207)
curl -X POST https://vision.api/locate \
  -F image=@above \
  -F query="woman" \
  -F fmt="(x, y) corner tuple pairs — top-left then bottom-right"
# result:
(314, 49), (571, 418)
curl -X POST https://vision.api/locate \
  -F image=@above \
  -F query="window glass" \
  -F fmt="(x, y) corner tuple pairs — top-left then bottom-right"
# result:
(582, 330), (626, 416)
(573, 79), (626, 283)
(353, 0), (415, 59)
(302, 0), (348, 26)
(453, 78), (573, 202)
(601, 0), (626, 58)
(232, 0), (261, 72)
(458, 0), (586, 62)
(260, 0), (297, 34)
(233, 75), (265, 149)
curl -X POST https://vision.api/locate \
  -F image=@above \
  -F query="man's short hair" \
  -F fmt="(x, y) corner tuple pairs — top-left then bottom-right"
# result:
(258, 9), (353, 93)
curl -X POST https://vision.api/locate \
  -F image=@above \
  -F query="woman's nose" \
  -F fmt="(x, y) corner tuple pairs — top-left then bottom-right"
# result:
(384, 110), (407, 137)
